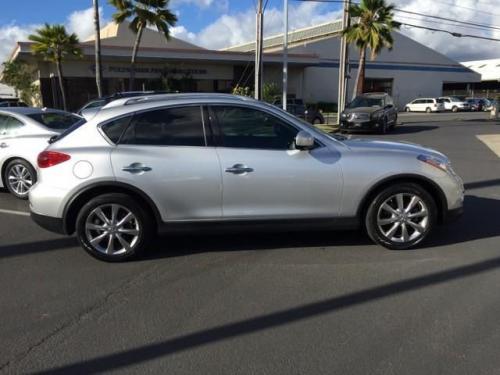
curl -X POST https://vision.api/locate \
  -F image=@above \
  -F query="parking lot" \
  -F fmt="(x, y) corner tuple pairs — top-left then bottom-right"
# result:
(1, 111), (500, 374)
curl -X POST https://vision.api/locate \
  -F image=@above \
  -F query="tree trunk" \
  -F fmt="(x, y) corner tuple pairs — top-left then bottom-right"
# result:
(55, 58), (67, 111)
(352, 46), (366, 100)
(93, 0), (103, 97)
(129, 24), (144, 91)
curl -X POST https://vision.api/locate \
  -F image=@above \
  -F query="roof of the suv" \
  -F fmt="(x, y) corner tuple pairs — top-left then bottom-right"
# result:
(360, 92), (389, 98)
(91, 93), (273, 124)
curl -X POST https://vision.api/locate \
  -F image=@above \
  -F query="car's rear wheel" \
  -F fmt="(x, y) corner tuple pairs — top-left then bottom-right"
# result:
(4, 159), (36, 199)
(405, 107), (411, 112)
(313, 117), (322, 125)
(365, 183), (437, 250)
(75, 193), (154, 262)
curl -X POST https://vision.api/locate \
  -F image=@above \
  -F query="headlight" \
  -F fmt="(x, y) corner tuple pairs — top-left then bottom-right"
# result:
(417, 154), (449, 172)
(348, 113), (370, 121)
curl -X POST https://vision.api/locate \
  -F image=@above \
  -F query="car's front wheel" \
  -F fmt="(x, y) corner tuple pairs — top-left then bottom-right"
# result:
(365, 183), (437, 250)
(75, 193), (154, 262)
(4, 159), (36, 199)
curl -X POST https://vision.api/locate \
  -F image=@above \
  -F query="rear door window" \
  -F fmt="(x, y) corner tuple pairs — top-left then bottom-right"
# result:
(120, 106), (206, 146)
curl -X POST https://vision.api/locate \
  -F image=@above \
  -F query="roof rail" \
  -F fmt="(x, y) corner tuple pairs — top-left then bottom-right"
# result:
(103, 93), (255, 109)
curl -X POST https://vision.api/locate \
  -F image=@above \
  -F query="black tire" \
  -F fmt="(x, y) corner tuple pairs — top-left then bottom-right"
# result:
(3, 159), (36, 199)
(313, 117), (323, 125)
(365, 183), (437, 250)
(425, 107), (432, 113)
(379, 117), (388, 134)
(390, 114), (398, 129)
(452, 106), (458, 112)
(405, 107), (411, 112)
(75, 193), (154, 262)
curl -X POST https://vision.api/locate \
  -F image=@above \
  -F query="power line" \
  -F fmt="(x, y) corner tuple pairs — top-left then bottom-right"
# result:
(394, 14), (496, 33)
(292, 0), (500, 32)
(396, 21), (500, 42)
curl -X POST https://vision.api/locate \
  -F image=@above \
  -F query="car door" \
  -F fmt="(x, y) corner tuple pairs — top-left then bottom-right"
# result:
(109, 105), (222, 221)
(0, 114), (26, 159)
(413, 99), (423, 111)
(210, 105), (342, 219)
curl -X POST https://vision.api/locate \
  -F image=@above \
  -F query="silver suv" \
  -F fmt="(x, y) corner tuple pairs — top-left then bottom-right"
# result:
(29, 94), (464, 262)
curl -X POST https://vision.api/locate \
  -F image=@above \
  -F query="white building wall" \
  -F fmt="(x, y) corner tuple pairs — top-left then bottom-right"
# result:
(287, 32), (480, 108)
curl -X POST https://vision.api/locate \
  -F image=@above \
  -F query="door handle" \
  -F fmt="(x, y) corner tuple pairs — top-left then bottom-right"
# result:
(0, 143), (8, 148)
(225, 164), (254, 175)
(122, 163), (152, 174)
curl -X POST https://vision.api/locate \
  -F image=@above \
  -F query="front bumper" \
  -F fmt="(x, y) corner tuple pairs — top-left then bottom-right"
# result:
(340, 120), (379, 132)
(30, 211), (67, 235)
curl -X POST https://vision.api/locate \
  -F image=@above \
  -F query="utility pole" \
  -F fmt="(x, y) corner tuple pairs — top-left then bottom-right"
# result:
(93, 0), (103, 97)
(282, 0), (288, 110)
(255, 0), (264, 100)
(337, 0), (350, 124)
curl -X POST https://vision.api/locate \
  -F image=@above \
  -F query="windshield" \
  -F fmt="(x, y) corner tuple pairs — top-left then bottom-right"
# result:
(28, 112), (83, 130)
(348, 96), (383, 108)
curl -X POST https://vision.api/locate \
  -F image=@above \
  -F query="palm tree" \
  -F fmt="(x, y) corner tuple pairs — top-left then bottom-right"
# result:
(343, 0), (399, 99)
(29, 24), (82, 110)
(93, 0), (104, 97)
(108, 0), (177, 90)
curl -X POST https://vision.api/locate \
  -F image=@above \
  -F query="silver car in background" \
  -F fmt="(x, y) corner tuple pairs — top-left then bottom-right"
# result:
(0, 107), (83, 199)
(29, 94), (464, 262)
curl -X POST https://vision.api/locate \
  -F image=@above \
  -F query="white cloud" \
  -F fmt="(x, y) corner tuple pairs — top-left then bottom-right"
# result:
(0, 24), (38, 64)
(67, 6), (108, 41)
(394, 0), (500, 61)
(173, 2), (342, 50)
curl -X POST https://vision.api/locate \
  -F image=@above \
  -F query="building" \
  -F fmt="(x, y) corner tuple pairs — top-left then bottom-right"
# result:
(446, 59), (500, 98)
(6, 20), (480, 110)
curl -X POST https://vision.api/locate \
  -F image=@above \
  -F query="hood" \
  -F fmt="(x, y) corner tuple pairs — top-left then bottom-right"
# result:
(343, 106), (381, 114)
(343, 137), (447, 160)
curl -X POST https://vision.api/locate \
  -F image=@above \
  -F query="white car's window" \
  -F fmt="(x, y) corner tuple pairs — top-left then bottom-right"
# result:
(27, 112), (81, 130)
(1, 115), (24, 136)
(212, 106), (298, 150)
(121, 106), (205, 147)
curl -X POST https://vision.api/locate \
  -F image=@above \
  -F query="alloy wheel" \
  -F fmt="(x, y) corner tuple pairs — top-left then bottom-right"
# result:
(7, 164), (33, 196)
(376, 193), (429, 244)
(85, 204), (141, 256)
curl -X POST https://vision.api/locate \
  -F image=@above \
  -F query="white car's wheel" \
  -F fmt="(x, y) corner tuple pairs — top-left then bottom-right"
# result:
(4, 159), (36, 199)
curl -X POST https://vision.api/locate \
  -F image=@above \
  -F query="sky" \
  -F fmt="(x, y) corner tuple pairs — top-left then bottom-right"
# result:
(0, 0), (499, 64)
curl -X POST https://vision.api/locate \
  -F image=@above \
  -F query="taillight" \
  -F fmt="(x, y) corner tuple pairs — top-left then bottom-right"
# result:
(37, 151), (71, 168)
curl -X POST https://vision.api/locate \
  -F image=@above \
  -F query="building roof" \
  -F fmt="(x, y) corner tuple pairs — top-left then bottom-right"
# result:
(223, 20), (344, 52)
(461, 58), (500, 81)
(83, 21), (205, 51)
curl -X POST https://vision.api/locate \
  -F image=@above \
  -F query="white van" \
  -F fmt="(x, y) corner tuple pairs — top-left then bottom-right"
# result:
(404, 98), (445, 113)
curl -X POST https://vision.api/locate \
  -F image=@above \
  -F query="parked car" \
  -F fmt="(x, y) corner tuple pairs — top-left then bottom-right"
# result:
(465, 98), (485, 112)
(0, 107), (83, 199)
(438, 96), (470, 112)
(404, 98), (444, 113)
(272, 97), (325, 124)
(77, 91), (171, 116)
(339, 92), (398, 133)
(0, 99), (28, 107)
(29, 93), (463, 261)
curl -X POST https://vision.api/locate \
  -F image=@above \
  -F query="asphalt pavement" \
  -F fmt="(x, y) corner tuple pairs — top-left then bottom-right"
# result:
(1, 111), (500, 374)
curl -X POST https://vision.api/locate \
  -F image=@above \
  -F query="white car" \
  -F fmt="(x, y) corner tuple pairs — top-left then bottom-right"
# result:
(404, 98), (444, 113)
(438, 97), (470, 112)
(0, 107), (83, 199)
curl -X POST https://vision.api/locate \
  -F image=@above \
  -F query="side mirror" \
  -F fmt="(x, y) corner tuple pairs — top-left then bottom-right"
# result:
(295, 131), (315, 150)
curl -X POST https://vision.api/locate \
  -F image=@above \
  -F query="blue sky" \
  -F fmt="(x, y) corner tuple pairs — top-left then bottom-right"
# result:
(0, 0), (498, 62)
(0, 0), (340, 35)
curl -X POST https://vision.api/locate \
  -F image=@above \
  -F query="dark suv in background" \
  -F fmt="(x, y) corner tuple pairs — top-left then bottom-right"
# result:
(339, 92), (398, 134)
(272, 97), (325, 124)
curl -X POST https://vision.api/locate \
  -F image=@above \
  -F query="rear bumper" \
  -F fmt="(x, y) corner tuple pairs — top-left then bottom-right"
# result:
(30, 211), (67, 235)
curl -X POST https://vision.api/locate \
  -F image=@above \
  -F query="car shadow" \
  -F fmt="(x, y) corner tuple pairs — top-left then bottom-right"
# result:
(392, 125), (439, 134)
(423, 195), (500, 248)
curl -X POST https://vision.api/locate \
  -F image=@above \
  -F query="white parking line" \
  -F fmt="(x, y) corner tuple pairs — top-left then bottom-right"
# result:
(477, 135), (500, 158)
(0, 209), (30, 217)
